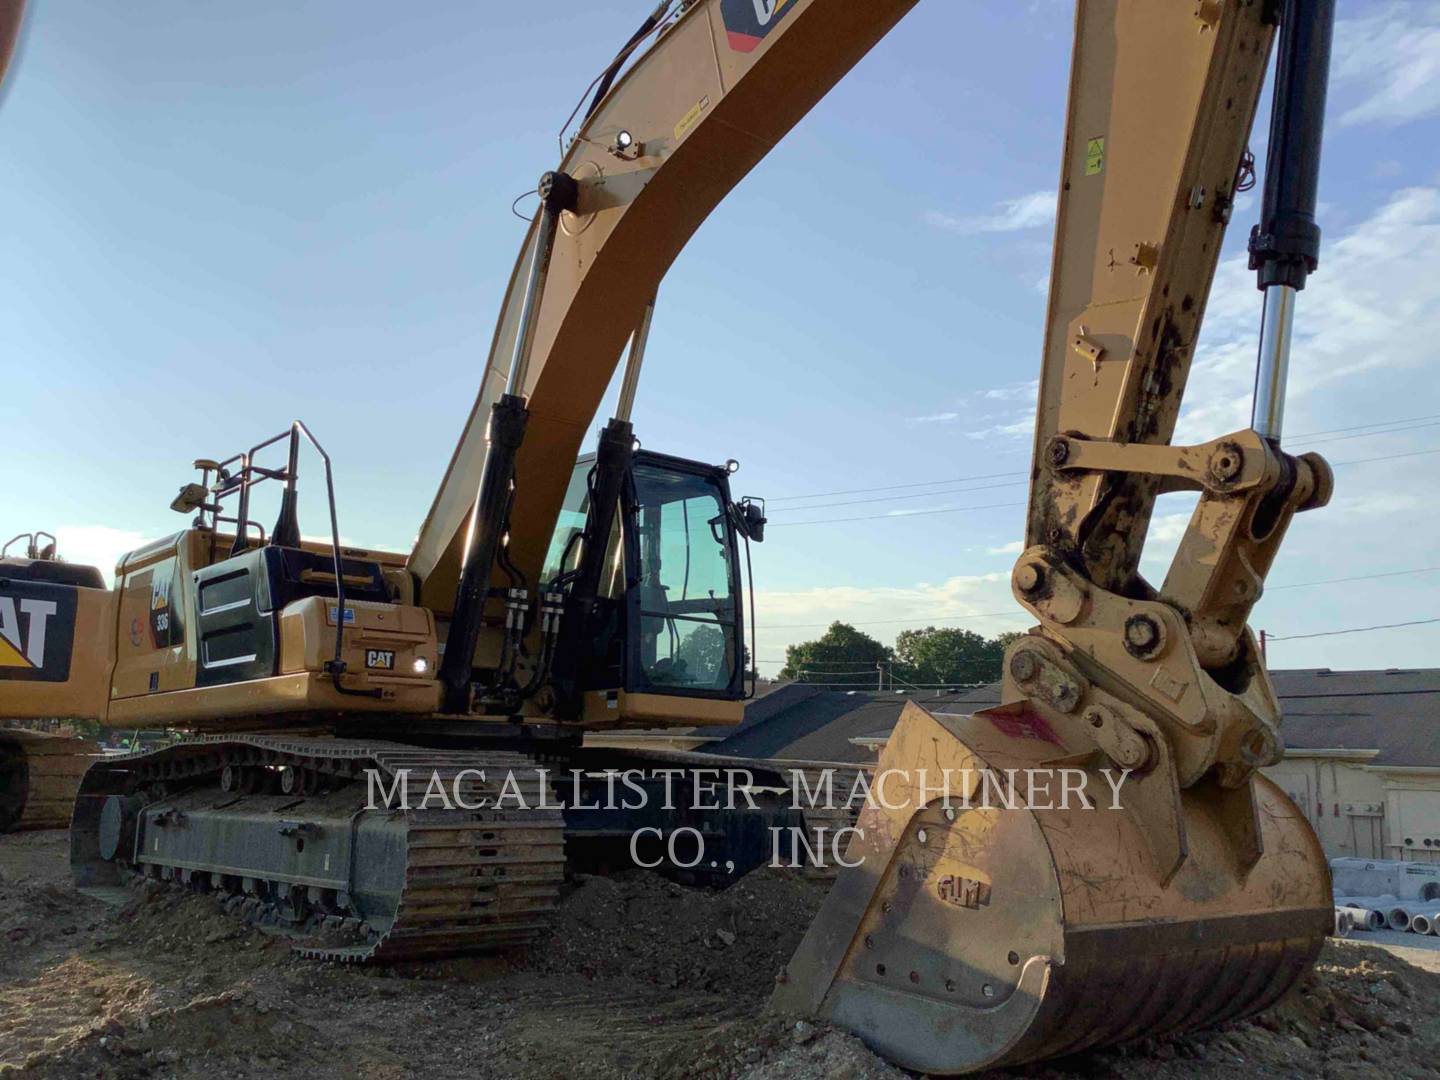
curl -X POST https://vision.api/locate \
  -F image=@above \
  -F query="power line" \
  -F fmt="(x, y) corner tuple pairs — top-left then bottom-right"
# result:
(1304, 420), (1440, 447)
(1330, 447), (1440, 468)
(768, 468), (1027, 505)
(765, 446), (1440, 525)
(767, 477), (1023, 514)
(1267, 617), (1440, 642)
(770, 500), (1026, 528)
(1289, 412), (1440, 440)
(1268, 566), (1440, 590)
(1270, 689), (1440, 699)
(750, 565), (1440, 639)
(766, 445), (1440, 523)
(766, 412), (1440, 504)
(762, 609), (1023, 630)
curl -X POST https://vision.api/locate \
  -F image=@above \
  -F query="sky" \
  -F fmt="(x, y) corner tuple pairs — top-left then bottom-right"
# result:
(3, 1), (1439, 679)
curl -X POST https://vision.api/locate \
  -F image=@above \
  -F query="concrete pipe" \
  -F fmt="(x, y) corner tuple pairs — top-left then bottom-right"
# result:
(1337, 905), (1385, 932)
(1334, 895), (1397, 906)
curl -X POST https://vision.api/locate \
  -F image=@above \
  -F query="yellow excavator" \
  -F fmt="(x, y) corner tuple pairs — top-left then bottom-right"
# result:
(1, 0), (1342, 1071)
(0, 532), (96, 833)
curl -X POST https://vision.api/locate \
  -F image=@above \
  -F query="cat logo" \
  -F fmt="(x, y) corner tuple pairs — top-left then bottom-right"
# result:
(148, 564), (182, 648)
(0, 583), (77, 682)
(720, 0), (796, 53)
(365, 649), (396, 671)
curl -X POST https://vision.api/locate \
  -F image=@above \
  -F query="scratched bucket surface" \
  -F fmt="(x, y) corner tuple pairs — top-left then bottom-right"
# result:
(771, 701), (1330, 1075)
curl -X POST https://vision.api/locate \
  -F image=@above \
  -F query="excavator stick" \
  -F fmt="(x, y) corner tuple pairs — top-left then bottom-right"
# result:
(0, 728), (91, 833)
(773, 701), (1330, 1074)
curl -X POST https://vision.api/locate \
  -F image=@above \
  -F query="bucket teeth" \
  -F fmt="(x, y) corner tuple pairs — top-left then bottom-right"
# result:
(772, 700), (1330, 1075)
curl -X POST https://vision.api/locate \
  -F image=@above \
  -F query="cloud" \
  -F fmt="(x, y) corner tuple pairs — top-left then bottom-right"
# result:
(751, 573), (1030, 667)
(980, 380), (1038, 402)
(963, 416), (1033, 441)
(1178, 185), (1440, 444)
(1327, 492), (1426, 519)
(51, 526), (150, 586)
(987, 540), (1024, 555)
(1332, 3), (1440, 128)
(926, 190), (1056, 235)
(907, 411), (960, 424)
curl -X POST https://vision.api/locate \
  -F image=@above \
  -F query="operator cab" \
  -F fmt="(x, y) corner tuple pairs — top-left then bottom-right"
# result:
(542, 450), (764, 704)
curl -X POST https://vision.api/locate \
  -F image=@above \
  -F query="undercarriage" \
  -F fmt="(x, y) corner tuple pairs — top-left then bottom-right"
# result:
(69, 733), (827, 961)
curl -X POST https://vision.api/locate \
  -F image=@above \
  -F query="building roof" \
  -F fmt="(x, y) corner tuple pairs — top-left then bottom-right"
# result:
(1268, 668), (1440, 768)
(706, 668), (1440, 767)
(707, 682), (999, 763)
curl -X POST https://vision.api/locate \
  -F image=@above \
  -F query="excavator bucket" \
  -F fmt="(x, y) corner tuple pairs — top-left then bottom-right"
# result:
(0, 728), (92, 833)
(773, 700), (1330, 1074)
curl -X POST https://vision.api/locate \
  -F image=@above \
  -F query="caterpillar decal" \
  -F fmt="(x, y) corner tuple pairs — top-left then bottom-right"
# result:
(149, 562), (183, 648)
(720, 0), (796, 53)
(0, 581), (77, 682)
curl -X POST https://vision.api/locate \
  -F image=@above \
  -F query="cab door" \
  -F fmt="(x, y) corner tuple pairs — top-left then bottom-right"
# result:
(623, 455), (743, 699)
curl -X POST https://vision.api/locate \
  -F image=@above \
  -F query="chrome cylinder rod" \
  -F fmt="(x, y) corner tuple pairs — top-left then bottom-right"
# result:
(614, 294), (657, 423)
(504, 172), (576, 398)
(505, 207), (562, 398)
(1251, 284), (1296, 441)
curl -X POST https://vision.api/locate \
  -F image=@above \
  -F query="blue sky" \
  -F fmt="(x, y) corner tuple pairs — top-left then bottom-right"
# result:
(3, 1), (1439, 677)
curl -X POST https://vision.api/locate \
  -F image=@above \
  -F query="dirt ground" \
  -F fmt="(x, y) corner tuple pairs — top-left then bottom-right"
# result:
(3, 830), (1439, 1079)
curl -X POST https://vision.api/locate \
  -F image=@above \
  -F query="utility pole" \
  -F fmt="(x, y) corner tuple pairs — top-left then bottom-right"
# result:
(1259, 629), (1268, 666)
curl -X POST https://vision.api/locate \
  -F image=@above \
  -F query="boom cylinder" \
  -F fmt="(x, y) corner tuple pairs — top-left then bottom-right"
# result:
(548, 295), (654, 713)
(439, 171), (576, 712)
(1248, 0), (1334, 440)
(549, 417), (634, 715)
(507, 171), (578, 397)
(614, 294), (656, 424)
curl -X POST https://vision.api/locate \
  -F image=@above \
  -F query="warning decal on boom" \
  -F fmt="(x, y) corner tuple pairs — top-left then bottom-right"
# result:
(0, 581), (77, 682)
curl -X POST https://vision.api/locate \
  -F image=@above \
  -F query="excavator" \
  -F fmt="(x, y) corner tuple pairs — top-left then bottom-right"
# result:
(0, 534), (97, 835)
(0, 0), (1342, 1071)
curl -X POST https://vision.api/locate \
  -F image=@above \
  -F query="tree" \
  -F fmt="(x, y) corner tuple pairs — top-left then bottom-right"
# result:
(779, 622), (890, 689)
(993, 630), (1025, 654)
(675, 624), (726, 680)
(892, 627), (1012, 686)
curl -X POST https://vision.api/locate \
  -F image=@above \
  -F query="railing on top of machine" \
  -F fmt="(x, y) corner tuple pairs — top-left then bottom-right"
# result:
(1, 531), (57, 560)
(192, 421), (362, 691)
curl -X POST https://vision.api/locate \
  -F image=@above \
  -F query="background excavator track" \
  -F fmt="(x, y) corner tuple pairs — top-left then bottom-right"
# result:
(0, 728), (91, 833)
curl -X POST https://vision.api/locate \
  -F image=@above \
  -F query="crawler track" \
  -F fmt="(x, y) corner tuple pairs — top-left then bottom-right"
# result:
(71, 735), (566, 961)
(0, 728), (91, 833)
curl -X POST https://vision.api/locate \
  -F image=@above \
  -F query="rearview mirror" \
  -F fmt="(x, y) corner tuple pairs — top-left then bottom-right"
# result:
(737, 497), (766, 543)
